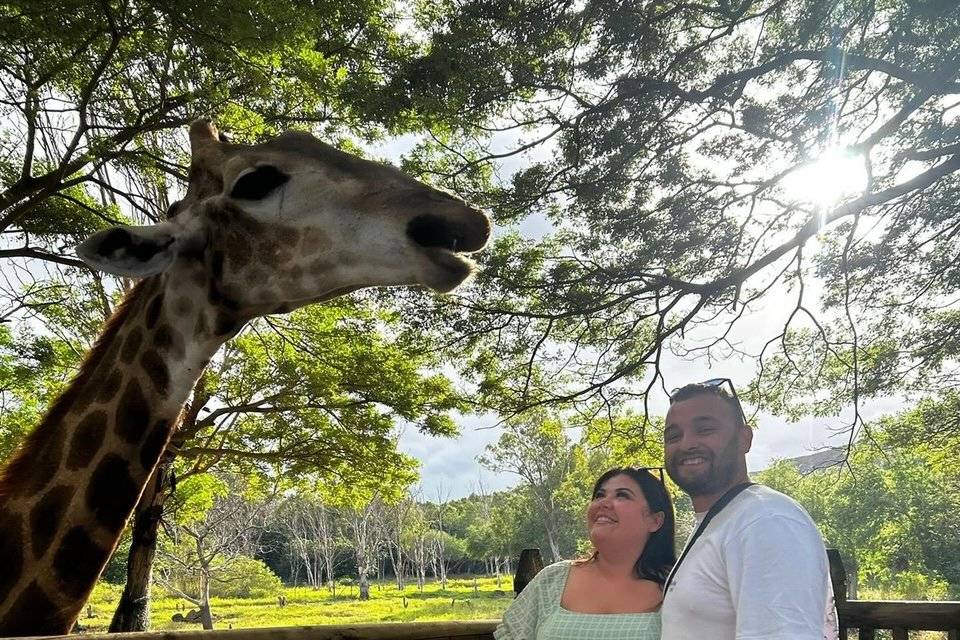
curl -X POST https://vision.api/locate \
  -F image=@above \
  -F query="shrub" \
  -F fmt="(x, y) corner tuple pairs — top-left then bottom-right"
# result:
(211, 556), (283, 598)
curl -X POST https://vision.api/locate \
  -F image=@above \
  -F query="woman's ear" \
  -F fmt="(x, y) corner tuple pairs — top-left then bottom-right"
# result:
(648, 511), (665, 533)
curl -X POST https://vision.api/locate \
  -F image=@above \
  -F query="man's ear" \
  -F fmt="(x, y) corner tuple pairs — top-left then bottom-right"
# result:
(77, 223), (182, 277)
(739, 423), (754, 454)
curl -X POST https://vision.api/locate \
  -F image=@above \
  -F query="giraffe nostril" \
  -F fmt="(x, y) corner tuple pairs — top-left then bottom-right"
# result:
(407, 214), (459, 251)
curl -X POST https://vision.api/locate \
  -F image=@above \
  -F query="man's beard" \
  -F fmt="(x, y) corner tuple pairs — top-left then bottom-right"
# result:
(666, 435), (742, 499)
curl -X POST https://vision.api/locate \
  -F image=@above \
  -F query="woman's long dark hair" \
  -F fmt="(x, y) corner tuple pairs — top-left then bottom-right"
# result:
(589, 467), (677, 585)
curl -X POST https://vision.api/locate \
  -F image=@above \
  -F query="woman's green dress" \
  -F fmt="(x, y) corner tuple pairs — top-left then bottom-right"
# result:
(494, 561), (662, 640)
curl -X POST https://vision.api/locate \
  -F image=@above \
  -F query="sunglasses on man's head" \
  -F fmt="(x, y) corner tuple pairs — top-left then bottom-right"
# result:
(669, 377), (747, 426)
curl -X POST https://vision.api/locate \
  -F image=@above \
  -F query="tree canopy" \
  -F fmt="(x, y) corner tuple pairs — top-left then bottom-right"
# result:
(387, 0), (960, 436)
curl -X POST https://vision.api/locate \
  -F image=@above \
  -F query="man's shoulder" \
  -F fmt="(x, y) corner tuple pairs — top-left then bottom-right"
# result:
(728, 484), (818, 527)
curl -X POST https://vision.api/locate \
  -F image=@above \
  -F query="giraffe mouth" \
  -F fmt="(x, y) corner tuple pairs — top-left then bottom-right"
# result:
(406, 213), (488, 290)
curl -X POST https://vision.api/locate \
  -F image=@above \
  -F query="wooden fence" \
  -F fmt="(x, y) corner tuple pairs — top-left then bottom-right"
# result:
(827, 550), (960, 639)
(10, 548), (960, 640)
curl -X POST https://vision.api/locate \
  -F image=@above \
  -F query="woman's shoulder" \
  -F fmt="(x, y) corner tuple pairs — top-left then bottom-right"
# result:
(542, 560), (575, 574)
(529, 560), (574, 584)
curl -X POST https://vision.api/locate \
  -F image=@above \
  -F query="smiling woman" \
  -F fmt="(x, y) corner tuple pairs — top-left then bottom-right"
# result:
(493, 467), (676, 640)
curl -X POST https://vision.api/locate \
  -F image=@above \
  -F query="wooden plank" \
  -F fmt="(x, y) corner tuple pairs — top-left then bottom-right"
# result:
(891, 629), (907, 640)
(839, 600), (960, 631)
(515, 548), (544, 596)
(948, 630), (959, 640)
(859, 629), (876, 640)
(18, 621), (501, 640)
(827, 549), (848, 605)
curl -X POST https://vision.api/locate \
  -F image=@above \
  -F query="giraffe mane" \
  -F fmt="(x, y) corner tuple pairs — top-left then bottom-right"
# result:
(0, 279), (156, 500)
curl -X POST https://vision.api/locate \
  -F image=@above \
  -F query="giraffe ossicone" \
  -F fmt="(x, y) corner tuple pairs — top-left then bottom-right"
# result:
(0, 120), (490, 636)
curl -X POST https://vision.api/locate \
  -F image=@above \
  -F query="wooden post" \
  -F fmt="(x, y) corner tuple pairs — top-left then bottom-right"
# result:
(826, 549), (848, 640)
(514, 548), (545, 597)
(891, 629), (907, 640)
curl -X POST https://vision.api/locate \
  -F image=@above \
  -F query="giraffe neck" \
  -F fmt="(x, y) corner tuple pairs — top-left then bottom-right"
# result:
(0, 273), (236, 636)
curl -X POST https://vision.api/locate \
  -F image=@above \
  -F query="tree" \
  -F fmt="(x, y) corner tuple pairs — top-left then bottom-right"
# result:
(277, 494), (343, 590)
(758, 393), (960, 598)
(379, 496), (417, 590)
(157, 473), (277, 629)
(407, 500), (432, 592)
(389, 0), (960, 440)
(478, 413), (574, 562)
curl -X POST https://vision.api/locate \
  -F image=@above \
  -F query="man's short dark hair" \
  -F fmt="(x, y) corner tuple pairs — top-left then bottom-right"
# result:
(669, 382), (747, 427)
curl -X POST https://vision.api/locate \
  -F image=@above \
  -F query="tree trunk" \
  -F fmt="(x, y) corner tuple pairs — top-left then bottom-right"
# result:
(544, 525), (562, 563)
(199, 572), (214, 630)
(357, 546), (371, 600)
(109, 460), (172, 631)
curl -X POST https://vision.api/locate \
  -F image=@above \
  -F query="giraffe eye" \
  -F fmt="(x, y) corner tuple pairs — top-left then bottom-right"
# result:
(230, 165), (289, 200)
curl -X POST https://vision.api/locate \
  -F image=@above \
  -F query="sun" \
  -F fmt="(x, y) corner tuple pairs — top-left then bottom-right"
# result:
(781, 148), (868, 209)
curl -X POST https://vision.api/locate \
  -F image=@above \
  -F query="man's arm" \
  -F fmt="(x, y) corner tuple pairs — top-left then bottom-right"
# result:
(727, 514), (832, 640)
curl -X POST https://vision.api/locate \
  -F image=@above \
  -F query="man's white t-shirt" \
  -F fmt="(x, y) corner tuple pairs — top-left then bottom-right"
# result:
(660, 484), (839, 640)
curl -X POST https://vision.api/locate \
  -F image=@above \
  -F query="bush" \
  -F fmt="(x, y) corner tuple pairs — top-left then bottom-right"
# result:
(211, 556), (282, 598)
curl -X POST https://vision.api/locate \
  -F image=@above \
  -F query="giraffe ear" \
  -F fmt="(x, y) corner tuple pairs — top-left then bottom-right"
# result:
(77, 223), (182, 277)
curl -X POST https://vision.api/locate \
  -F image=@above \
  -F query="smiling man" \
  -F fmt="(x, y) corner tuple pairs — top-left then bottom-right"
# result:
(660, 380), (838, 640)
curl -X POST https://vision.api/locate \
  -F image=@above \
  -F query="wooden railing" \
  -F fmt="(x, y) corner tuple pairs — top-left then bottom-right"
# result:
(10, 548), (960, 640)
(20, 622), (501, 640)
(827, 550), (960, 639)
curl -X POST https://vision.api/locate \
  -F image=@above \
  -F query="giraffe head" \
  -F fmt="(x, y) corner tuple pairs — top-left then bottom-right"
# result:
(77, 121), (490, 317)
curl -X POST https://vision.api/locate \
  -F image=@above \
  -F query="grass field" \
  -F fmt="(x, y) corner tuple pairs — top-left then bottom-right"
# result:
(82, 577), (514, 632)
(81, 578), (950, 637)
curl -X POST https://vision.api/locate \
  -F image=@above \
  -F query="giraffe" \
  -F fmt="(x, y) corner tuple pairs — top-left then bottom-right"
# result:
(0, 119), (490, 636)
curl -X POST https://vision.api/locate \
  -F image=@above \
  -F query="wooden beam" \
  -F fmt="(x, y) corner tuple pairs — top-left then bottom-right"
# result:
(18, 621), (501, 640)
(839, 600), (960, 631)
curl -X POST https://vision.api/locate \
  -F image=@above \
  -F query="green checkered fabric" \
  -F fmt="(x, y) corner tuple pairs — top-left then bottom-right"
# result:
(494, 561), (662, 640)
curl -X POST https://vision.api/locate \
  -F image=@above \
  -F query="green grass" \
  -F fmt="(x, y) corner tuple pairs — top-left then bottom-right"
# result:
(82, 577), (514, 632)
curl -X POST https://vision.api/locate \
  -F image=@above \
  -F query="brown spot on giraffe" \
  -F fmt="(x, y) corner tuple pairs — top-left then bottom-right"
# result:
(2, 581), (63, 636)
(308, 256), (334, 273)
(140, 419), (172, 471)
(174, 296), (192, 316)
(194, 313), (208, 337)
(153, 323), (174, 350)
(115, 379), (150, 444)
(24, 433), (63, 495)
(66, 411), (108, 471)
(140, 349), (169, 394)
(275, 226), (299, 246)
(85, 454), (139, 534)
(300, 227), (331, 253)
(120, 327), (143, 363)
(53, 527), (110, 598)
(145, 292), (164, 329)
(96, 369), (123, 402)
(244, 265), (269, 284)
(29, 484), (75, 558)
(213, 312), (241, 337)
